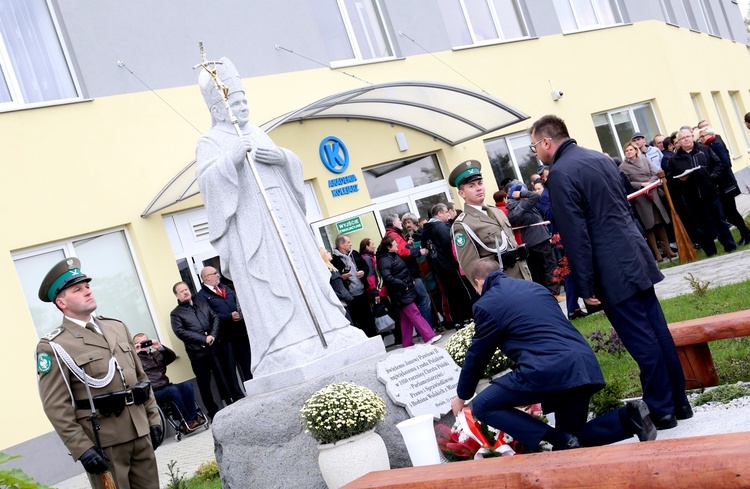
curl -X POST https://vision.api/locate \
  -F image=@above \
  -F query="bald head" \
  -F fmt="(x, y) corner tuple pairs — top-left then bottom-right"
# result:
(201, 266), (220, 286)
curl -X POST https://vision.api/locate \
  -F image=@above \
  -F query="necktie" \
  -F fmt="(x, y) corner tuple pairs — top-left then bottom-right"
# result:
(215, 286), (226, 299)
(85, 321), (102, 335)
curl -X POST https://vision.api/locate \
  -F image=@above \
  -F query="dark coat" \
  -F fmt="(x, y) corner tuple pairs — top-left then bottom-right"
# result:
(330, 249), (369, 296)
(170, 299), (220, 358)
(329, 270), (353, 302)
(137, 346), (177, 390)
(669, 143), (723, 203)
(421, 218), (458, 273)
(456, 271), (604, 400)
(385, 225), (422, 278)
(196, 284), (248, 343)
(704, 136), (740, 196)
(547, 138), (663, 307)
(506, 189), (551, 247)
(376, 250), (416, 307)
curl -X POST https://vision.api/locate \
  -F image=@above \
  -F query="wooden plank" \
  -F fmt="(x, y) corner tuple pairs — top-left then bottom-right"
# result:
(676, 344), (719, 388)
(343, 432), (750, 489)
(668, 310), (750, 346)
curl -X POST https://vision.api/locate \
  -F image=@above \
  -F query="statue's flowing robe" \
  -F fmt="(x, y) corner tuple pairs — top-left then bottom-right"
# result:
(196, 125), (364, 377)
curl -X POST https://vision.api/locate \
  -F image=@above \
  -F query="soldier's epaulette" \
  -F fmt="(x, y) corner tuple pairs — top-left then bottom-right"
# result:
(96, 315), (122, 324)
(455, 213), (465, 222)
(41, 327), (63, 342)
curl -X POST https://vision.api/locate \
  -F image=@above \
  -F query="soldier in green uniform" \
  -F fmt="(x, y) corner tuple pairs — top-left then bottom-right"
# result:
(35, 258), (161, 489)
(448, 160), (531, 282)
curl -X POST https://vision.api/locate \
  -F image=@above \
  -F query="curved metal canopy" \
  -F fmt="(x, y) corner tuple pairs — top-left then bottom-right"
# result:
(142, 81), (528, 217)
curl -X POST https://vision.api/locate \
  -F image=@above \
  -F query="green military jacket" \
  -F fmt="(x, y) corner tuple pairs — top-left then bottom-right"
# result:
(451, 204), (531, 283)
(36, 316), (160, 461)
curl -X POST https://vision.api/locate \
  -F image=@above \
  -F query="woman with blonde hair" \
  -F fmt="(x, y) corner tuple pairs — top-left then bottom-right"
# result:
(620, 141), (677, 262)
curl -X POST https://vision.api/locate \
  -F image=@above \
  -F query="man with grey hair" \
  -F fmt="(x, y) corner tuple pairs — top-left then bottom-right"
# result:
(330, 234), (377, 337)
(670, 126), (736, 255)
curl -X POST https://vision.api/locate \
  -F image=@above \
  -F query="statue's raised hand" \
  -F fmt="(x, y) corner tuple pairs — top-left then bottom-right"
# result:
(230, 136), (254, 164)
(254, 145), (285, 166)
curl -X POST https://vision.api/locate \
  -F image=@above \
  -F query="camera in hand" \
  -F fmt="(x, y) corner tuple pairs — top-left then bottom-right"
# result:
(342, 266), (351, 274)
(140, 339), (153, 348)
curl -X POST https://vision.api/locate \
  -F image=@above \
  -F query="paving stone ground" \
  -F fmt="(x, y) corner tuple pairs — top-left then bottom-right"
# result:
(53, 194), (750, 489)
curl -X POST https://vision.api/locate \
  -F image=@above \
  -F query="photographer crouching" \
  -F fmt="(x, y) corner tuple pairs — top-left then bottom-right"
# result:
(133, 333), (206, 433)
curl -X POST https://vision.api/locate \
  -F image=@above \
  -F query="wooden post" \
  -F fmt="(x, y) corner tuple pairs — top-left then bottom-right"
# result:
(657, 170), (698, 264)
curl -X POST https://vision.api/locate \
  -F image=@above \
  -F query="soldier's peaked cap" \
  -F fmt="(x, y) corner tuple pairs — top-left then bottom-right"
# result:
(38, 257), (92, 303)
(449, 160), (483, 188)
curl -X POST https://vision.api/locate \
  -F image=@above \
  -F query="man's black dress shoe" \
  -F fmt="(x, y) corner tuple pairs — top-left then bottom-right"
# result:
(654, 414), (678, 430)
(552, 434), (582, 451)
(675, 404), (693, 420)
(568, 309), (589, 320)
(625, 400), (657, 441)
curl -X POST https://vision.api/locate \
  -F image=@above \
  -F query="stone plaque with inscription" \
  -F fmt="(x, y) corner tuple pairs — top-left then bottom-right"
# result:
(376, 344), (461, 418)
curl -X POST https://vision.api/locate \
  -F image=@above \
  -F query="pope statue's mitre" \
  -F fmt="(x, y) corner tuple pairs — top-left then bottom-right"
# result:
(198, 56), (245, 108)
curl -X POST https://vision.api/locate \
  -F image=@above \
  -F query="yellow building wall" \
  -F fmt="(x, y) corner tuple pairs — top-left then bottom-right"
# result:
(3, 20), (750, 450)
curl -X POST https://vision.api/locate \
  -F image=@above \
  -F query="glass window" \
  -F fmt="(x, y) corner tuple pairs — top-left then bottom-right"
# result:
(729, 91), (750, 149)
(591, 103), (659, 159)
(680, 0), (699, 30)
(659, 0), (677, 24)
(697, 0), (719, 35)
(362, 154), (444, 199)
(711, 91), (737, 156)
(13, 230), (158, 340)
(484, 132), (539, 187)
(320, 211), (381, 252)
(552, 0), (623, 31)
(438, 0), (528, 47)
(691, 93), (704, 121)
(0, 0), (80, 109)
(317, 0), (394, 64)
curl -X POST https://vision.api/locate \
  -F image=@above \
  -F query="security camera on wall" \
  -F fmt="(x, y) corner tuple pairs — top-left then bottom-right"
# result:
(551, 90), (563, 101)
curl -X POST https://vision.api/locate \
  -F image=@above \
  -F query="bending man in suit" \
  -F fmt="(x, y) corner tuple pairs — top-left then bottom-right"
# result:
(451, 258), (657, 451)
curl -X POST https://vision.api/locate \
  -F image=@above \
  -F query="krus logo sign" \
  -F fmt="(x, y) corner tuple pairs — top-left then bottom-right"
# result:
(319, 136), (349, 174)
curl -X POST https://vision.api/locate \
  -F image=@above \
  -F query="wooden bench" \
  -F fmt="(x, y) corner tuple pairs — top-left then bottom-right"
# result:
(343, 432), (750, 488)
(668, 310), (750, 389)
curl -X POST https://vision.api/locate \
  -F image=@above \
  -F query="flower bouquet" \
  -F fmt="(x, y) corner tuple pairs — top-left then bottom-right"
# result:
(300, 382), (386, 445)
(443, 323), (513, 378)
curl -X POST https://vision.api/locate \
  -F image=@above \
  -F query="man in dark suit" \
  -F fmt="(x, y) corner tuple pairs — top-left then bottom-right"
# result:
(451, 258), (657, 450)
(197, 266), (253, 382)
(529, 114), (692, 430)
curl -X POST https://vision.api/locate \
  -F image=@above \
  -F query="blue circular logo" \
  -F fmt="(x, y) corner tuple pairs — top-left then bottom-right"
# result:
(319, 136), (349, 174)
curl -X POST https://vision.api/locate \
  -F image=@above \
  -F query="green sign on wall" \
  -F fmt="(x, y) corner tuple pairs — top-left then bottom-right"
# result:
(336, 216), (363, 235)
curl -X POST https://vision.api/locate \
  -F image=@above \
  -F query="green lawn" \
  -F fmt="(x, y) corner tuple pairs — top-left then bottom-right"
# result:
(574, 279), (750, 402)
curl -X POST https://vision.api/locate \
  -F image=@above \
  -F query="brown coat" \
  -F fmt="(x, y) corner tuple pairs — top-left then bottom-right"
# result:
(619, 156), (670, 230)
(451, 204), (531, 282)
(36, 316), (160, 461)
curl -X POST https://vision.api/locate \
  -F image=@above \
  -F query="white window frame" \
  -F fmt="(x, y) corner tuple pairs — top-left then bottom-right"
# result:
(0, 0), (82, 111)
(697, 0), (719, 35)
(711, 91), (738, 157)
(658, 0), (678, 24)
(554, 0), (624, 32)
(484, 131), (539, 183)
(12, 227), (161, 340)
(330, 0), (395, 67)
(729, 91), (750, 151)
(592, 102), (660, 160)
(455, 0), (529, 46)
(691, 93), (704, 121)
(679, 0), (699, 30)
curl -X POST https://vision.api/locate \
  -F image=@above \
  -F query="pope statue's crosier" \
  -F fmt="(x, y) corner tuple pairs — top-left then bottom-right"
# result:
(195, 58), (368, 378)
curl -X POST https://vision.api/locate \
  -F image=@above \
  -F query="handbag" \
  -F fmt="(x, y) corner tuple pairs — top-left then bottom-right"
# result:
(373, 302), (395, 333)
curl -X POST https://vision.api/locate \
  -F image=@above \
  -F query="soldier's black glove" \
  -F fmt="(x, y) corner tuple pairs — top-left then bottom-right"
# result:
(79, 446), (109, 475)
(150, 425), (163, 450)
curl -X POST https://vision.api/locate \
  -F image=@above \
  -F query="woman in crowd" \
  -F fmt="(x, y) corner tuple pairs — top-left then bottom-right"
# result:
(619, 141), (677, 262)
(376, 235), (441, 347)
(320, 247), (353, 323)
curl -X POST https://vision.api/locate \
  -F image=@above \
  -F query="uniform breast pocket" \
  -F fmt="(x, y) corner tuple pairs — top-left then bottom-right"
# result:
(118, 342), (136, 369)
(74, 350), (106, 378)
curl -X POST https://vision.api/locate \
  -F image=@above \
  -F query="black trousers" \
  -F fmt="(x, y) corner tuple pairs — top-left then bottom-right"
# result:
(604, 287), (688, 418)
(222, 320), (253, 382)
(526, 241), (558, 294)
(347, 292), (377, 337)
(472, 384), (629, 450)
(720, 193), (750, 239)
(435, 268), (474, 324)
(188, 347), (243, 417)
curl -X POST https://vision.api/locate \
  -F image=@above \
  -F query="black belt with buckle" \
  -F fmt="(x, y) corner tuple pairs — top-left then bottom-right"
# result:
(75, 381), (151, 417)
(500, 243), (528, 270)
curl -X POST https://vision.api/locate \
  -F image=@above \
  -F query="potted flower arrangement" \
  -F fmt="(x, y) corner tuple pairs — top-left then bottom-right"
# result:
(301, 382), (390, 489)
(444, 322), (513, 378)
